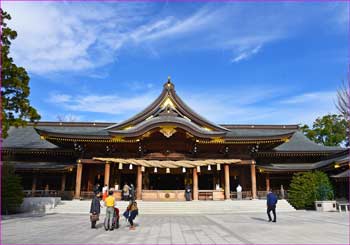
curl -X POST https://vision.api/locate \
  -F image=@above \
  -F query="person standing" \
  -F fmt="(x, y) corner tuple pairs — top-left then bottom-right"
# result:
(266, 189), (278, 222)
(90, 193), (101, 228)
(185, 184), (191, 201)
(104, 190), (115, 231)
(236, 184), (242, 200)
(102, 184), (108, 201)
(122, 183), (130, 201)
(129, 184), (135, 202)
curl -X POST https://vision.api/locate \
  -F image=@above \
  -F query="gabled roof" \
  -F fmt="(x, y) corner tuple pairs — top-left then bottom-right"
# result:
(2, 126), (58, 149)
(258, 150), (349, 172)
(105, 78), (229, 134)
(273, 131), (343, 152)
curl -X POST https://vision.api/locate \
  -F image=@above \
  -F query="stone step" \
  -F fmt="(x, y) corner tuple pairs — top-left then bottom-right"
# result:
(49, 199), (295, 214)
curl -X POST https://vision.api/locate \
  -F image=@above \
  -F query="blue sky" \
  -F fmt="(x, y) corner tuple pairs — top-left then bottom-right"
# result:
(3, 2), (349, 125)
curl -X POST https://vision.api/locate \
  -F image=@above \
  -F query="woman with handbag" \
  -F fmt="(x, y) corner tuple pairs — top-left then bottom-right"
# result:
(90, 193), (101, 228)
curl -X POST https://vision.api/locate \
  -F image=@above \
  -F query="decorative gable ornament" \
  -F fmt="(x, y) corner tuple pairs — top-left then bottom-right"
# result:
(160, 126), (177, 138)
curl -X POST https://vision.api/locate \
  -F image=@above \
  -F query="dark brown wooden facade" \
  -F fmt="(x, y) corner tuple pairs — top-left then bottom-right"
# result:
(2, 79), (347, 200)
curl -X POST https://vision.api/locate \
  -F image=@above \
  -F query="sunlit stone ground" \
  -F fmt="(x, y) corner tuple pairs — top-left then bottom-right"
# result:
(2, 211), (349, 244)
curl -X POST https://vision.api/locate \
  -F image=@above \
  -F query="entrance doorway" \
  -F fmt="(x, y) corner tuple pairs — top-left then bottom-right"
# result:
(149, 174), (185, 190)
(199, 174), (214, 190)
(120, 174), (136, 187)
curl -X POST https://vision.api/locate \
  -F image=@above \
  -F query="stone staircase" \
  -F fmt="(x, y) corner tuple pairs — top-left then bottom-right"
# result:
(48, 199), (296, 214)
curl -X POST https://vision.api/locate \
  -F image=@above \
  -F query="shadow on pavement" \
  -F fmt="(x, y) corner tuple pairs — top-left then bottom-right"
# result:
(250, 217), (268, 222)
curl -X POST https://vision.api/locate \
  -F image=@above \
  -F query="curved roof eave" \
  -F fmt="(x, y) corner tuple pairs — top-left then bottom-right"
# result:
(108, 116), (226, 138)
(105, 79), (229, 132)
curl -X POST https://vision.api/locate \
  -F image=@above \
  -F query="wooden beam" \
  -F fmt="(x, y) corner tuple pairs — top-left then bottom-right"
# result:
(251, 163), (257, 199)
(136, 166), (142, 200)
(104, 162), (110, 186)
(224, 164), (230, 200)
(74, 162), (83, 199)
(31, 175), (37, 197)
(193, 168), (198, 200)
(61, 174), (66, 192)
(265, 174), (270, 192)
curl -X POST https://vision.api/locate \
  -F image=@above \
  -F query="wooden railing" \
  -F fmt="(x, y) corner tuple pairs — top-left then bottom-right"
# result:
(23, 190), (74, 200)
(230, 190), (288, 200)
(230, 191), (252, 200)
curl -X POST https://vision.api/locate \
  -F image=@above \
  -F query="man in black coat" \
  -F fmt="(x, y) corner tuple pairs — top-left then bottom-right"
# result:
(90, 193), (101, 228)
(266, 189), (278, 222)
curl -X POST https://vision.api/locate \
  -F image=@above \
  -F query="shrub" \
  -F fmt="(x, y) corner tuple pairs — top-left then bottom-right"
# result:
(2, 162), (24, 214)
(288, 171), (333, 209)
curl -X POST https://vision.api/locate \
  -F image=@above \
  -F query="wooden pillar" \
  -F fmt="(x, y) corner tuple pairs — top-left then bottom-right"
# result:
(74, 161), (83, 199)
(136, 166), (142, 200)
(104, 162), (110, 187)
(224, 164), (230, 200)
(251, 162), (257, 199)
(193, 168), (198, 200)
(266, 174), (270, 192)
(31, 175), (37, 197)
(61, 174), (66, 192)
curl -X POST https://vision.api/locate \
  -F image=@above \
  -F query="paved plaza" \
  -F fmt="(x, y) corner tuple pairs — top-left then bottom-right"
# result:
(2, 211), (349, 244)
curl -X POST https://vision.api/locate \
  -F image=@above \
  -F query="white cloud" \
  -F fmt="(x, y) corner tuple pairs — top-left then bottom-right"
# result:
(0, 3), (290, 74)
(48, 91), (158, 116)
(231, 45), (262, 63)
(180, 89), (338, 125)
(47, 85), (338, 125)
(3, 2), (347, 74)
(280, 91), (336, 104)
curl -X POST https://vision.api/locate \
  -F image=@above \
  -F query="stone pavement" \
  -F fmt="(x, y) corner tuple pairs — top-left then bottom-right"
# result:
(1, 211), (349, 244)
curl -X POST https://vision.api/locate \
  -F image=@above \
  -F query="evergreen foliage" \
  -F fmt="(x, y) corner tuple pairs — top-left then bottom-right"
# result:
(1, 9), (40, 138)
(288, 171), (334, 209)
(1, 162), (24, 214)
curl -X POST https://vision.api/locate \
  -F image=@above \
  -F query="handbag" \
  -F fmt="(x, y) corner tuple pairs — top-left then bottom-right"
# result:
(90, 213), (99, 222)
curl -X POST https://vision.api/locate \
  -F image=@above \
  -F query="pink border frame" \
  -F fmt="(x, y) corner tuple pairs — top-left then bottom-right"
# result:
(0, 0), (349, 244)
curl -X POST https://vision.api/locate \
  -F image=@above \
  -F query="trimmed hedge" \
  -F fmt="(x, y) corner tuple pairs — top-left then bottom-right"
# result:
(288, 171), (334, 209)
(2, 162), (24, 214)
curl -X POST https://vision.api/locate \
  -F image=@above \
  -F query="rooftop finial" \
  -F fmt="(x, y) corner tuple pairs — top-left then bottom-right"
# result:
(164, 76), (174, 90)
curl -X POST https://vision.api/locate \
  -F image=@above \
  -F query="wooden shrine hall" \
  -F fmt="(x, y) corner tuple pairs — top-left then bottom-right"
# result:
(2, 79), (346, 201)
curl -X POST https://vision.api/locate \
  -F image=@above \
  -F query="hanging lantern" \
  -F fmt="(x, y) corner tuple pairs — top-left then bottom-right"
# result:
(166, 168), (170, 174)
(217, 164), (221, 171)
(182, 167), (186, 173)
(154, 167), (157, 173)
(129, 164), (133, 170)
(118, 163), (123, 170)
(197, 166), (201, 173)
(208, 165), (211, 171)
(141, 166), (145, 172)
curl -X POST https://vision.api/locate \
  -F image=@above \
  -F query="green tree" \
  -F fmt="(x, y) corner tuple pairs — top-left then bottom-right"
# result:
(288, 171), (334, 209)
(300, 114), (347, 146)
(1, 9), (40, 138)
(1, 162), (24, 214)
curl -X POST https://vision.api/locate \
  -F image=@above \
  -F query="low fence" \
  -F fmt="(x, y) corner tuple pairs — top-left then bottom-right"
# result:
(230, 190), (288, 200)
(23, 190), (74, 200)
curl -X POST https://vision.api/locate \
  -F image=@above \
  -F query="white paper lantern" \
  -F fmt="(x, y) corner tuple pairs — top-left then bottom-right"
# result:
(197, 166), (201, 173)
(129, 164), (133, 170)
(182, 167), (186, 173)
(141, 166), (145, 172)
(217, 164), (221, 171)
(208, 165), (211, 171)
(118, 163), (123, 170)
(166, 168), (170, 173)
(154, 167), (157, 173)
